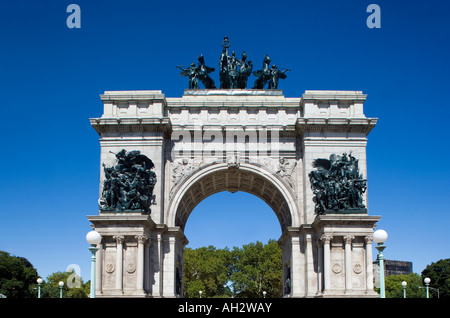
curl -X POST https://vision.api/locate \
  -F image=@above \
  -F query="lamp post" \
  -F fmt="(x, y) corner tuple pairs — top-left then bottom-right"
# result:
(86, 230), (102, 298)
(263, 291), (266, 298)
(401, 281), (407, 298)
(373, 229), (388, 298)
(199, 290), (202, 298)
(37, 278), (43, 298)
(424, 277), (430, 298)
(419, 277), (440, 298)
(58, 281), (64, 298)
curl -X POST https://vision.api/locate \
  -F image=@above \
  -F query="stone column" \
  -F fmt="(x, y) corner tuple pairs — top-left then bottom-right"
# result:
(144, 238), (151, 293)
(152, 232), (163, 297)
(162, 235), (176, 297)
(316, 239), (323, 295)
(95, 242), (103, 295)
(113, 235), (124, 292)
(290, 235), (303, 297)
(320, 234), (333, 292)
(136, 235), (148, 292)
(365, 235), (374, 291)
(304, 232), (315, 297)
(344, 235), (355, 292)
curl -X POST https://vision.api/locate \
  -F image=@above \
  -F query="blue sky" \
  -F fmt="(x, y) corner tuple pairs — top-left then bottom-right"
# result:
(0, 0), (449, 283)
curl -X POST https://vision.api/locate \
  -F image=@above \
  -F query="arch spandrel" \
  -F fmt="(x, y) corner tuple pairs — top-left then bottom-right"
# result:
(166, 162), (299, 234)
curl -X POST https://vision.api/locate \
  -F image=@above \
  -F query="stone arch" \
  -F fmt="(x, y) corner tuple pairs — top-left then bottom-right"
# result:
(166, 162), (300, 234)
(88, 89), (381, 298)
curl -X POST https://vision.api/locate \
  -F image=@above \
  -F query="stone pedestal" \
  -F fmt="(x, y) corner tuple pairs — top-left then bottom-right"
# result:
(312, 214), (380, 297)
(87, 214), (187, 298)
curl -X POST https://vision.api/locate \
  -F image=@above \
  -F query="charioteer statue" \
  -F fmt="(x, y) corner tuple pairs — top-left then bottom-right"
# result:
(177, 37), (290, 90)
(219, 37), (253, 89)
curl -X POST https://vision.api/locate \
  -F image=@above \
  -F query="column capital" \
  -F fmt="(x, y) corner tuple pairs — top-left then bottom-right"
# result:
(343, 235), (355, 244)
(135, 234), (149, 244)
(320, 234), (333, 244)
(364, 235), (373, 244)
(113, 235), (125, 244)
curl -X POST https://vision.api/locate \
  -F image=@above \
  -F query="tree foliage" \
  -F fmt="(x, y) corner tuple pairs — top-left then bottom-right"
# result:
(230, 240), (282, 298)
(378, 258), (450, 298)
(183, 240), (282, 298)
(183, 246), (232, 298)
(382, 273), (427, 298)
(0, 251), (39, 298)
(421, 258), (450, 298)
(41, 270), (89, 298)
(0, 250), (90, 298)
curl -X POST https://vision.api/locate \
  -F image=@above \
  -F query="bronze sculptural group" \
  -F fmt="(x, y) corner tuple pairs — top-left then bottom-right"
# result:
(309, 153), (367, 215)
(99, 149), (157, 214)
(218, 37), (253, 89)
(178, 37), (290, 90)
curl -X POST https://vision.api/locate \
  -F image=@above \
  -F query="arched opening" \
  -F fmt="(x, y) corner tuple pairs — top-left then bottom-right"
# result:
(183, 191), (282, 297)
(169, 163), (297, 233)
(184, 191), (282, 248)
(167, 163), (299, 298)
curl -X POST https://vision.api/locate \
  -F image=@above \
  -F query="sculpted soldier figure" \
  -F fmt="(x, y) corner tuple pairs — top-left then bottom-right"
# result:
(100, 149), (156, 214)
(309, 153), (367, 214)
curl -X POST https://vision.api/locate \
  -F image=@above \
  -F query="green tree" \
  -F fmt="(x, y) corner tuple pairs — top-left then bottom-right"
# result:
(421, 258), (450, 298)
(383, 273), (427, 298)
(230, 240), (282, 298)
(183, 246), (232, 298)
(0, 251), (39, 298)
(41, 270), (89, 298)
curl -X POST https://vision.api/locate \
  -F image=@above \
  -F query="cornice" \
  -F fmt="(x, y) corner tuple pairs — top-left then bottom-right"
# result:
(100, 90), (166, 103)
(166, 99), (301, 109)
(300, 90), (367, 103)
(296, 117), (377, 135)
(90, 117), (172, 135)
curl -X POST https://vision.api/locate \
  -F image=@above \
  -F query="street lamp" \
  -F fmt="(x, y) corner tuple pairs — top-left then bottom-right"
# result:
(58, 281), (64, 298)
(86, 230), (102, 298)
(401, 281), (407, 298)
(424, 277), (431, 298)
(419, 277), (439, 298)
(37, 278), (43, 298)
(263, 291), (266, 298)
(199, 290), (202, 298)
(373, 229), (388, 298)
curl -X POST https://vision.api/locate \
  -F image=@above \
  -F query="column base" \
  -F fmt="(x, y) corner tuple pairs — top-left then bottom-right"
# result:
(320, 289), (379, 298)
(96, 289), (150, 298)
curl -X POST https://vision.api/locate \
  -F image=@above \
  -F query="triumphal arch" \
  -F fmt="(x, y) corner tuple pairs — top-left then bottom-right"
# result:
(87, 38), (380, 298)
